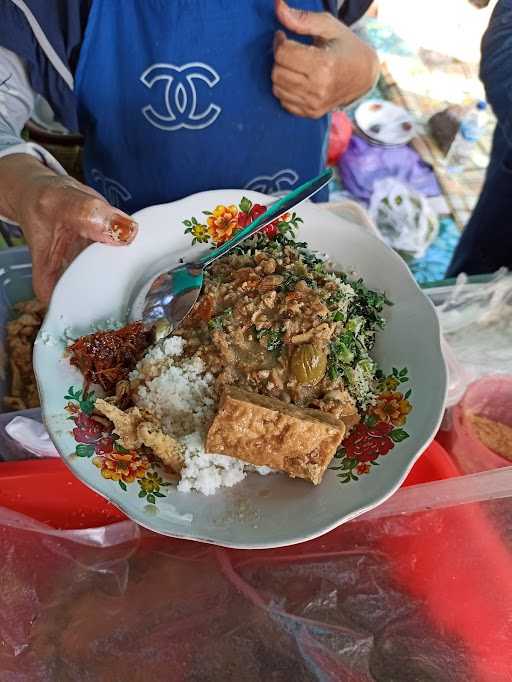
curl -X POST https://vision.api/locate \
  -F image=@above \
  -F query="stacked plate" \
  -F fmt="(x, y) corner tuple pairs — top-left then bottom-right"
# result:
(354, 99), (417, 147)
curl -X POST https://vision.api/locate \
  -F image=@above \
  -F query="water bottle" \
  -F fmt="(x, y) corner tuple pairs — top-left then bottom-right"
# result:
(445, 101), (487, 173)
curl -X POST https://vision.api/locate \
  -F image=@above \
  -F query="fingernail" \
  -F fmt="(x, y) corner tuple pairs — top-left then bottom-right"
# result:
(108, 215), (138, 243)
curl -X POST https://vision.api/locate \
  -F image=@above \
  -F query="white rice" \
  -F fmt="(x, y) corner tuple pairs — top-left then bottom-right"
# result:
(131, 336), (272, 495)
(177, 432), (246, 495)
(135, 355), (216, 437)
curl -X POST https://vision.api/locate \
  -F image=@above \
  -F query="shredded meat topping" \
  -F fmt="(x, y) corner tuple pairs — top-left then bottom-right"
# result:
(176, 240), (360, 420)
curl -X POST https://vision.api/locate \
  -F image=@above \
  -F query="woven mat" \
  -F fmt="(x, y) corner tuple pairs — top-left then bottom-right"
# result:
(379, 54), (495, 230)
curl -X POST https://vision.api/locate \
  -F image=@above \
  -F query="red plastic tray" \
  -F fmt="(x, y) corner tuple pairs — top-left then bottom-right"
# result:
(0, 458), (125, 528)
(6, 446), (512, 680)
(0, 442), (457, 530)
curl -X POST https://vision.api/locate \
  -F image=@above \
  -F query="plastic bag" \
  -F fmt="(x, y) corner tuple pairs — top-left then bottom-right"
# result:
(327, 111), (352, 165)
(2, 464), (512, 682)
(436, 269), (512, 390)
(339, 135), (441, 203)
(4, 416), (59, 458)
(369, 178), (439, 260)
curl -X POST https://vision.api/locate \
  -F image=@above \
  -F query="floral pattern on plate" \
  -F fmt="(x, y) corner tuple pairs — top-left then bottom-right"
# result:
(65, 387), (173, 505)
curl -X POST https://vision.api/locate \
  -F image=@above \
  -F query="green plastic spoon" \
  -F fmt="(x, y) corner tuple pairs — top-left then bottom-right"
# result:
(130, 168), (333, 329)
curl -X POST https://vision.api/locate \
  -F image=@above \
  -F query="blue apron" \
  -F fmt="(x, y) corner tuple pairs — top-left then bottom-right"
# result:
(75, 0), (330, 212)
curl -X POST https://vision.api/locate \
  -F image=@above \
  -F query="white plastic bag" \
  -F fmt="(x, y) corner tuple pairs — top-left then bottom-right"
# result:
(369, 178), (439, 260)
(5, 416), (59, 458)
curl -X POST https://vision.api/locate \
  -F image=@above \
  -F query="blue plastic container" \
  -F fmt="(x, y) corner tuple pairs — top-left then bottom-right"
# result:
(0, 247), (43, 460)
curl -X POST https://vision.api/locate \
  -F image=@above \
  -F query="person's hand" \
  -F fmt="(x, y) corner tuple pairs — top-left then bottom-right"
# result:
(272, 0), (379, 118)
(1, 155), (137, 303)
(21, 174), (138, 304)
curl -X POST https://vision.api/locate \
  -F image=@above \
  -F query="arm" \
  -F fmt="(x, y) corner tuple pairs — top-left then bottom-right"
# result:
(0, 47), (66, 222)
(0, 47), (137, 303)
(0, 48), (62, 227)
(272, 0), (379, 119)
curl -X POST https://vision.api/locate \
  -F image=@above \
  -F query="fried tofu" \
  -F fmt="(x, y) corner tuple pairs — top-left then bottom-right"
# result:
(205, 386), (345, 485)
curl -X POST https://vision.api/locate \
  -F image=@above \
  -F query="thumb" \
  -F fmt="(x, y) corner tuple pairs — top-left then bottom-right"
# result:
(275, 0), (339, 42)
(74, 191), (138, 245)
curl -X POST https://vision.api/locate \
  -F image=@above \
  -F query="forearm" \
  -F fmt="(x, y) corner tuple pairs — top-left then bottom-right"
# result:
(0, 46), (66, 223)
(336, 4), (380, 106)
(0, 153), (56, 224)
(345, 41), (379, 106)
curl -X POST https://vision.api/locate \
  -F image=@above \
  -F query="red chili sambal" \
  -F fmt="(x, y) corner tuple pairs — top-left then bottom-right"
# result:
(68, 322), (153, 393)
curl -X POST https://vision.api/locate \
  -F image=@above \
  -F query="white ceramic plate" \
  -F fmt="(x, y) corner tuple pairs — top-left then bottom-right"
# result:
(355, 99), (417, 146)
(34, 190), (446, 549)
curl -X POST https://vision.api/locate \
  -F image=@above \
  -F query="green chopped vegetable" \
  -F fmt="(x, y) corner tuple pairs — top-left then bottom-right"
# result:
(254, 327), (284, 354)
(208, 307), (233, 331)
(345, 316), (364, 335)
(324, 273), (392, 406)
(278, 271), (317, 293)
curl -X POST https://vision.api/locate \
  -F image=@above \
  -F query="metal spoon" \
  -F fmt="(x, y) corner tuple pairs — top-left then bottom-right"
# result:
(129, 168), (333, 329)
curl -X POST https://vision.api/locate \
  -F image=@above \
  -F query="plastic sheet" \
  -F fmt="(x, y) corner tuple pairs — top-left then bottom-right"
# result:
(2, 466), (512, 681)
(436, 270), (512, 404)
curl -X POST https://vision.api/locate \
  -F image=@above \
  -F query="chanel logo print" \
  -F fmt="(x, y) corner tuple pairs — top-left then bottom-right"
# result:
(91, 169), (132, 208)
(245, 169), (299, 195)
(140, 62), (222, 131)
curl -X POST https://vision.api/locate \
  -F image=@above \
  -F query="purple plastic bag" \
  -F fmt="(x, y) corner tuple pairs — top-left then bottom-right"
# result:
(339, 135), (441, 203)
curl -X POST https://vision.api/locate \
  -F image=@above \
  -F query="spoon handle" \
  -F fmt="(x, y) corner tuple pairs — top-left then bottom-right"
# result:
(198, 168), (333, 268)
